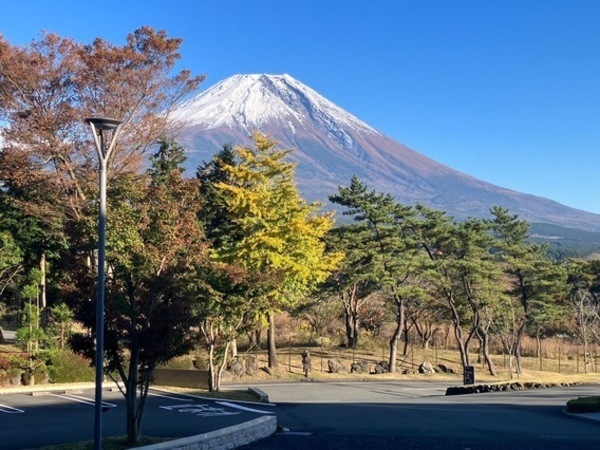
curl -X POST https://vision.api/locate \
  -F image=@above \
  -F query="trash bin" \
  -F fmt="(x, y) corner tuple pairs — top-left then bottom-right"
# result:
(463, 365), (475, 385)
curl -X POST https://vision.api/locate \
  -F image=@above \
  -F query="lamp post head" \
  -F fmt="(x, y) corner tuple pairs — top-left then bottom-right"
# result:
(85, 117), (123, 162)
(85, 117), (122, 130)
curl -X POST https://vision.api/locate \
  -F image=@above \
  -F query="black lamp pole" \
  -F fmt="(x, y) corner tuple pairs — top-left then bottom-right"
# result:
(85, 117), (122, 450)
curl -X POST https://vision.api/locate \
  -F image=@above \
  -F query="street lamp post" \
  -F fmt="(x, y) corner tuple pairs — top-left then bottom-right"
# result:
(85, 117), (122, 450)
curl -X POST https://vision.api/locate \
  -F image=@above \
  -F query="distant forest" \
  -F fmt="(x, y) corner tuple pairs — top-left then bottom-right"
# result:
(530, 223), (600, 260)
(333, 216), (600, 261)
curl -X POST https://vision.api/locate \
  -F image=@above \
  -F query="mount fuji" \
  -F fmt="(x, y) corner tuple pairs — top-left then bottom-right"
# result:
(171, 74), (600, 232)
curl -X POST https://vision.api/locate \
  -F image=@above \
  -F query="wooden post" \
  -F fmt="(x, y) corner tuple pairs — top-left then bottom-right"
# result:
(558, 346), (561, 374)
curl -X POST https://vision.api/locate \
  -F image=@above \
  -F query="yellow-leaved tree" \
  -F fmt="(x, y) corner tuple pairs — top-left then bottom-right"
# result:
(212, 132), (342, 368)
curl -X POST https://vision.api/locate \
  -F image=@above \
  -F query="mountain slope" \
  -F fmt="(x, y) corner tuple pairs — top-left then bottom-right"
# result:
(172, 74), (600, 232)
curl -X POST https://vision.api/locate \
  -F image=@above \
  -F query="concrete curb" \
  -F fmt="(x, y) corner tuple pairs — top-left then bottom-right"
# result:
(0, 382), (100, 395)
(135, 416), (277, 450)
(247, 387), (269, 402)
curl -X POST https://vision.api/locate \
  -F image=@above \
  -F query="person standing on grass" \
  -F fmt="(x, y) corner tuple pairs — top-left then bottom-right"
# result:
(302, 350), (312, 377)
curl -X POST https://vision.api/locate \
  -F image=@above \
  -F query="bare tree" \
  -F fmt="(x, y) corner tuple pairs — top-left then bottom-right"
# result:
(567, 260), (600, 373)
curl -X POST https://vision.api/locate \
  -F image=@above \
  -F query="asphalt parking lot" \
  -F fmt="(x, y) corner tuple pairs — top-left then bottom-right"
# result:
(0, 386), (276, 449)
(3, 379), (600, 450)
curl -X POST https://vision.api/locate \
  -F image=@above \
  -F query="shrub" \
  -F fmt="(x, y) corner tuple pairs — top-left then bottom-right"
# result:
(356, 331), (385, 353)
(192, 354), (208, 370)
(158, 356), (195, 370)
(315, 336), (332, 348)
(0, 354), (26, 386)
(566, 396), (600, 413)
(46, 350), (94, 383)
(7, 367), (21, 377)
(4, 353), (28, 370)
(0, 355), (10, 370)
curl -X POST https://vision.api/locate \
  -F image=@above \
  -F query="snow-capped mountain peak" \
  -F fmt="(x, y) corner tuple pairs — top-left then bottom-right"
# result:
(171, 73), (379, 137)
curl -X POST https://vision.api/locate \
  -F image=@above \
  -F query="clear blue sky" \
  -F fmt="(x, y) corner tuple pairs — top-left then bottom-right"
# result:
(3, 0), (600, 213)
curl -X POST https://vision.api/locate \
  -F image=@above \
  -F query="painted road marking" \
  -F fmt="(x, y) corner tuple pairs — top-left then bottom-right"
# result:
(0, 403), (25, 414)
(175, 391), (276, 407)
(215, 401), (274, 414)
(50, 393), (117, 408)
(159, 403), (241, 417)
(148, 391), (189, 401)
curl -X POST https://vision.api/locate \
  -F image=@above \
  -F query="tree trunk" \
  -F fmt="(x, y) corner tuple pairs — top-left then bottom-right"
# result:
(267, 312), (278, 368)
(536, 330), (543, 371)
(453, 323), (469, 367)
(424, 337), (430, 350)
(388, 297), (405, 373)
(208, 340), (230, 392)
(246, 329), (260, 350)
(389, 322), (401, 374)
(217, 341), (231, 391)
(351, 311), (359, 349)
(583, 338), (589, 374)
(478, 328), (496, 376)
(501, 337), (516, 379)
(135, 380), (150, 443)
(411, 317), (432, 350)
(515, 322), (526, 375)
(464, 325), (478, 365)
(463, 287), (483, 369)
(402, 319), (412, 356)
(231, 339), (238, 358)
(255, 329), (262, 348)
(208, 343), (217, 392)
(343, 306), (358, 349)
(448, 299), (469, 367)
(444, 324), (450, 350)
(39, 251), (48, 328)
(126, 351), (141, 444)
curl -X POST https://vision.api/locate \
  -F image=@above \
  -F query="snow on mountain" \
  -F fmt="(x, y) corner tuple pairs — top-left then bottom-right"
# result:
(171, 74), (600, 232)
(171, 73), (379, 137)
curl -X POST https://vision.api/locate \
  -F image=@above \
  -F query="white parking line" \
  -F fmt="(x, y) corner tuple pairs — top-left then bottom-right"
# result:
(215, 401), (274, 414)
(0, 403), (25, 414)
(148, 391), (188, 401)
(180, 392), (276, 407)
(50, 393), (117, 408)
